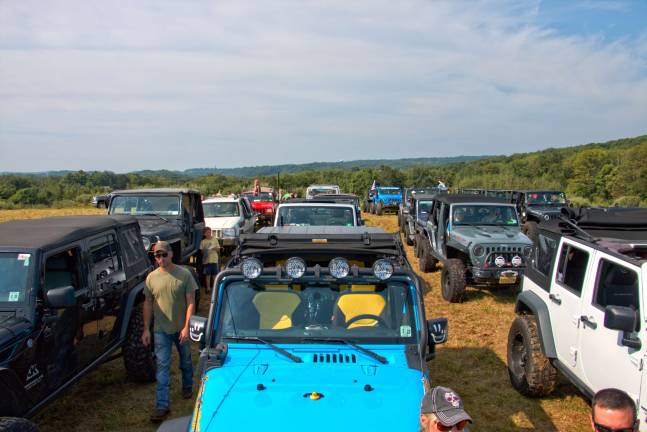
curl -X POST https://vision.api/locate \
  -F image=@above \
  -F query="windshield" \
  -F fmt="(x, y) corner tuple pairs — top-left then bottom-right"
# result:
(417, 201), (433, 218)
(203, 202), (240, 217)
(378, 188), (401, 195)
(242, 192), (273, 202)
(109, 195), (180, 216)
(452, 205), (519, 226)
(0, 253), (31, 303)
(411, 188), (437, 195)
(216, 280), (418, 344)
(277, 206), (355, 226)
(526, 192), (567, 206)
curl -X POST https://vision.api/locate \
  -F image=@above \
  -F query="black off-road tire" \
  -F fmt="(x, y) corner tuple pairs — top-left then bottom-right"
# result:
(399, 215), (405, 233)
(414, 234), (422, 258)
(123, 306), (156, 383)
(0, 417), (38, 432)
(418, 243), (438, 273)
(376, 202), (383, 216)
(441, 259), (467, 302)
(369, 202), (375, 214)
(522, 221), (539, 245)
(507, 314), (557, 397)
(405, 228), (414, 246)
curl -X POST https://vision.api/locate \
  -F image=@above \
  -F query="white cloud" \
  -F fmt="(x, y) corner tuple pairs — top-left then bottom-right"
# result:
(0, 0), (646, 171)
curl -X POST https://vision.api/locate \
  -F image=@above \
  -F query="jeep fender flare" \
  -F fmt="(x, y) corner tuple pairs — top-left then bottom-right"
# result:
(515, 291), (557, 359)
(0, 367), (28, 416)
(118, 281), (147, 341)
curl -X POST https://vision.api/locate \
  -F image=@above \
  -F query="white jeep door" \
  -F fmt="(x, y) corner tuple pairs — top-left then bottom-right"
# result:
(578, 254), (643, 408)
(547, 239), (593, 376)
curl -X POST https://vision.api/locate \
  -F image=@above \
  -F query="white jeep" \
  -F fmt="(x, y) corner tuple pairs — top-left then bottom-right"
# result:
(506, 207), (647, 429)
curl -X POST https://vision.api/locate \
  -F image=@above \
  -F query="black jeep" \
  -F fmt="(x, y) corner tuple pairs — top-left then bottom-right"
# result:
(403, 193), (436, 247)
(0, 216), (156, 431)
(509, 190), (569, 243)
(100, 188), (205, 264)
(398, 187), (439, 235)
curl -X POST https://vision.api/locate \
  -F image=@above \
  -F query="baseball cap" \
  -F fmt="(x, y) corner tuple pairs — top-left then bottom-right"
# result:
(421, 387), (472, 427)
(153, 241), (171, 253)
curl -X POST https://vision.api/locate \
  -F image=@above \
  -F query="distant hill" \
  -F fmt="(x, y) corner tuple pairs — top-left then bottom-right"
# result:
(177, 156), (487, 177)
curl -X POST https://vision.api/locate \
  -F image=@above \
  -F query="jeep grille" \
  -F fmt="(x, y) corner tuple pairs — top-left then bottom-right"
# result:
(312, 353), (357, 364)
(484, 246), (525, 267)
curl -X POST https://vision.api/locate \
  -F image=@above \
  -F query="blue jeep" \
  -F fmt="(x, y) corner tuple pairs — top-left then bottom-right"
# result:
(159, 227), (448, 432)
(366, 186), (402, 216)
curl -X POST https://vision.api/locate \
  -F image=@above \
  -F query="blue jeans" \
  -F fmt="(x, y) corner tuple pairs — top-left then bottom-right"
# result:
(154, 331), (193, 410)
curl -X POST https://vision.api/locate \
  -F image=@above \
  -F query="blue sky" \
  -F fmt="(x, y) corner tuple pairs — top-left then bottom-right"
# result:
(0, 0), (646, 172)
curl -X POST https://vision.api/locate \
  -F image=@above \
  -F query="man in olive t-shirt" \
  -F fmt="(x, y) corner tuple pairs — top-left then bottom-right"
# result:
(141, 241), (197, 423)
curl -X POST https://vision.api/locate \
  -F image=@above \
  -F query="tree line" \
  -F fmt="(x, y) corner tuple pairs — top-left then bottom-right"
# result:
(1, 134), (645, 209)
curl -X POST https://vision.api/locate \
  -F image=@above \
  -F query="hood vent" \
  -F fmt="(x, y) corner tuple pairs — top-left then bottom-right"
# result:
(313, 353), (357, 364)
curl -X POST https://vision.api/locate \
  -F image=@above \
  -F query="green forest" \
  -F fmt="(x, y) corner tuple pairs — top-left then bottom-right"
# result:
(1, 134), (646, 209)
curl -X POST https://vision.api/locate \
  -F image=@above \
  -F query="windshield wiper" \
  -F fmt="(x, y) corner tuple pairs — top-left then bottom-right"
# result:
(222, 336), (302, 363)
(142, 213), (169, 222)
(302, 337), (387, 364)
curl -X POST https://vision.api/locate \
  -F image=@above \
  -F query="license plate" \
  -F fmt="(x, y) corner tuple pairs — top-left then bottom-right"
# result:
(499, 275), (517, 284)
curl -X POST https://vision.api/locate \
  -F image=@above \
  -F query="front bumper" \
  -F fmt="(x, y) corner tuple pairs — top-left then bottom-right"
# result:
(470, 267), (524, 285)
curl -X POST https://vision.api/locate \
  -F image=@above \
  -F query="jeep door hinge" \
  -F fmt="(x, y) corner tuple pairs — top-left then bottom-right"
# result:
(569, 347), (578, 367)
(630, 356), (643, 371)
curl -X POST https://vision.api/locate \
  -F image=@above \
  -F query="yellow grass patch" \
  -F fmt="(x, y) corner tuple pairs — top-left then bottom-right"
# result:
(0, 207), (105, 223)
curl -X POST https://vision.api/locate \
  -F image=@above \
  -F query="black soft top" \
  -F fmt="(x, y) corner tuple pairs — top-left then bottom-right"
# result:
(110, 188), (199, 195)
(287, 194), (358, 204)
(0, 215), (138, 250)
(435, 194), (510, 205)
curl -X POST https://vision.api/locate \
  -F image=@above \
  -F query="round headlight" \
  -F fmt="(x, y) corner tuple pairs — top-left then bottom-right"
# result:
(494, 255), (506, 267)
(241, 258), (263, 279)
(328, 257), (350, 279)
(142, 237), (151, 251)
(543, 214), (550, 221)
(473, 245), (485, 257)
(511, 255), (523, 267)
(524, 246), (533, 257)
(285, 257), (306, 279)
(372, 259), (394, 280)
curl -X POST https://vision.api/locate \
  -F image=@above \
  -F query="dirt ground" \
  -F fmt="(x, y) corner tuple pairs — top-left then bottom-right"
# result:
(0, 208), (591, 431)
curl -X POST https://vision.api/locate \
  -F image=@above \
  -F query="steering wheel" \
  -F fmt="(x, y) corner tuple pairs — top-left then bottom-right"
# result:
(345, 314), (387, 329)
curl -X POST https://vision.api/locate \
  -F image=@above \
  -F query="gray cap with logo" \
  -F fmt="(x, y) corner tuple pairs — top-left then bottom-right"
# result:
(421, 386), (473, 426)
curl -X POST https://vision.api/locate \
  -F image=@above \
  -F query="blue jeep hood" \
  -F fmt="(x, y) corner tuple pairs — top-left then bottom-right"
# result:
(192, 345), (423, 432)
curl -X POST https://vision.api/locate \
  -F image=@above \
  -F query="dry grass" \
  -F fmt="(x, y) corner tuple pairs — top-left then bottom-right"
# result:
(7, 208), (591, 430)
(0, 207), (105, 223)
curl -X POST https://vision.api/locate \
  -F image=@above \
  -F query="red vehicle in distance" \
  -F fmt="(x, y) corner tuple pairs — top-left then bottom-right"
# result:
(240, 187), (277, 226)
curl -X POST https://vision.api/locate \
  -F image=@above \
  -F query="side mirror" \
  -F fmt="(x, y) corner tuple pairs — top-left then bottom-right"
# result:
(427, 317), (448, 345)
(189, 315), (207, 343)
(604, 305), (641, 350)
(45, 285), (76, 308)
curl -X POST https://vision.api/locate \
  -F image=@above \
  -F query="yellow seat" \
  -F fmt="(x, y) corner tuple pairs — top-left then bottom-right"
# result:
(252, 291), (301, 330)
(335, 293), (385, 329)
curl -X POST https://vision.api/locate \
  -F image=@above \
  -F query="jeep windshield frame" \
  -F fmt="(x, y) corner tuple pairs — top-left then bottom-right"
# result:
(211, 274), (422, 347)
(377, 188), (401, 196)
(451, 204), (519, 227)
(276, 205), (355, 227)
(241, 192), (274, 203)
(0, 252), (33, 305)
(109, 194), (181, 217)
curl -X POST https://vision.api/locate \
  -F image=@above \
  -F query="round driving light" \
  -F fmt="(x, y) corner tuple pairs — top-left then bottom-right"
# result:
(511, 255), (523, 267)
(473, 245), (485, 257)
(494, 255), (506, 267)
(328, 257), (350, 279)
(242, 258), (263, 279)
(285, 257), (306, 279)
(372, 259), (394, 280)
(142, 237), (151, 251)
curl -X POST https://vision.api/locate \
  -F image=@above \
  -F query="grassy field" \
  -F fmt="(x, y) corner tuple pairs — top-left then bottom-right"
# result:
(2, 209), (591, 431)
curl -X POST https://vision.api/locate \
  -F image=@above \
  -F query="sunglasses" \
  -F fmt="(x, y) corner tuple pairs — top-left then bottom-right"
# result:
(593, 421), (638, 432)
(154, 252), (169, 258)
(436, 420), (469, 431)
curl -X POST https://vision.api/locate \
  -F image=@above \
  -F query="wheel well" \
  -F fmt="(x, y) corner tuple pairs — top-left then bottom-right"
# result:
(0, 368), (28, 416)
(446, 247), (469, 262)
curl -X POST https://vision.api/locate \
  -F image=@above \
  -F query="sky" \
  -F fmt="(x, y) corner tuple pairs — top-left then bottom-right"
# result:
(0, 0), (646, 173)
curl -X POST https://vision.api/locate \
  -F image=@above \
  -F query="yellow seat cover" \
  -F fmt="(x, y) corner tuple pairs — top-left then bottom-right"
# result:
(253, 291), (301, 330)
(336, 293), (386, 329)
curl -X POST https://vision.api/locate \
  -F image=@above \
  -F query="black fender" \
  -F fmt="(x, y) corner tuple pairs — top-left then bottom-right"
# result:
(0, 367), (29, 416)
(117, 281), (147, 341)
(515, 290), (557, 358)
